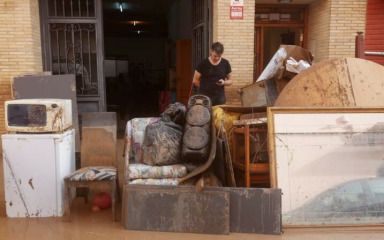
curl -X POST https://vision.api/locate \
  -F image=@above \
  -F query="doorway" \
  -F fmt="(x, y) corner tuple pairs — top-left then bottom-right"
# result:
(103, 0), (188, 125)
(39, 0), (211, 131)
(102, 0), (211, 129)
(39, 0), (105, 113)
(254, 4), (308, 81)
(262, 27), (303, 69)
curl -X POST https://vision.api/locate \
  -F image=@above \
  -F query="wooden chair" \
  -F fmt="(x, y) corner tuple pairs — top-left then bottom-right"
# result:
(64, 112), (120, 221)
(231, 120), (270, 188)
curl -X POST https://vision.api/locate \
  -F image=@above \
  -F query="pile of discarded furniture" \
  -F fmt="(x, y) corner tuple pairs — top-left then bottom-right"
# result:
(6, 44), (384, 233)
(122, 95), (281, 235)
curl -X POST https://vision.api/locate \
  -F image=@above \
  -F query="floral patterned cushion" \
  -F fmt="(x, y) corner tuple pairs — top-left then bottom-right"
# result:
(126, 118), (159, 164)
(128, 164), (187, 180)
(65, 166), (116, 181)
(128, 178), (180, 185)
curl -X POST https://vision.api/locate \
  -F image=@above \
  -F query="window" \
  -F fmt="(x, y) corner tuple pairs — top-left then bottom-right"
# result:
(368, 179), (384, 200)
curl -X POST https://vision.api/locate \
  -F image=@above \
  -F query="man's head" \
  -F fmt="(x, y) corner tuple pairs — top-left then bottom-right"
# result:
(210, 42), (224, 63)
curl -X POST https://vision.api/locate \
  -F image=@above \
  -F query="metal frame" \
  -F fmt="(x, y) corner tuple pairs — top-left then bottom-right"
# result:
(365, 51), (384, 56)
(192, 0), (212, 70)
(355, 32), (384, 59)
(39, 0), (106, 112)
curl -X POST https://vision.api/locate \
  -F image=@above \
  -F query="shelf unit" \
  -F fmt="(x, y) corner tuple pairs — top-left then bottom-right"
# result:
(231, 122), (270, 188)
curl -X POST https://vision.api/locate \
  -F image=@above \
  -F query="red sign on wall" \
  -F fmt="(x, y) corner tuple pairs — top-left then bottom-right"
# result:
(230, 6), (243, 19)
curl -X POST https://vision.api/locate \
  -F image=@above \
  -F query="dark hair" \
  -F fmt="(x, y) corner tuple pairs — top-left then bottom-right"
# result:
(211, 42), (224, 55)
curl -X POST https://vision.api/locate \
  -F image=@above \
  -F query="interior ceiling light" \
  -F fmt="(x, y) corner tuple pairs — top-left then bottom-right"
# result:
(119, 2), (123, 12)
(120, 20), (145, 25)
(278, 0), (292, 3)
(138, 30), (140, 34)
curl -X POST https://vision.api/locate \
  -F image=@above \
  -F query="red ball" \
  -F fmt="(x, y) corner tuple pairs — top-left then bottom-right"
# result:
(93, 192), (112, 209)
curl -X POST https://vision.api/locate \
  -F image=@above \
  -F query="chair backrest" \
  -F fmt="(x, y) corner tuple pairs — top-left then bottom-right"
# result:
(81, 112), (117, 168)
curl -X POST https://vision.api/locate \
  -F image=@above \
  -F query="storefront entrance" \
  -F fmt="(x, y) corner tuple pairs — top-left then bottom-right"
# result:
(39, 0), (212, 128)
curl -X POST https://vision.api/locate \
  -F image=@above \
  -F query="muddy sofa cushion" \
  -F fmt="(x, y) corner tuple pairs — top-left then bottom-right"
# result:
(65, 166), (116, 181)
(128, 164), (187, 180)
(128, 178), (180, 185)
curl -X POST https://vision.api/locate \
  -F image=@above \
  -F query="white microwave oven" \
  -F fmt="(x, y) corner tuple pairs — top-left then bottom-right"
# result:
(5, 99), (72, 133)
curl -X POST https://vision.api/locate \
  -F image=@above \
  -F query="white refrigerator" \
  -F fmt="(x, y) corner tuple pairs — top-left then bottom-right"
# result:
(2, 129), (75, 217)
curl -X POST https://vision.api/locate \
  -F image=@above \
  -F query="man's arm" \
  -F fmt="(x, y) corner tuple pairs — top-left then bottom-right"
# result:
(192, 70), (202, 87)
(217, 72), (232, 86)
(224, 72), (232, 86)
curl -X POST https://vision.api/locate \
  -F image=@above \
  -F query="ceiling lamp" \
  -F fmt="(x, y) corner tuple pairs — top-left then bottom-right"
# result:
(278, 0), (292, 3)
(119, 2), (123, 12)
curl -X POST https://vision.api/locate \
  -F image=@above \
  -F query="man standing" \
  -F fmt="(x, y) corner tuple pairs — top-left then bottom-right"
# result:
(192, 42), (232, 106)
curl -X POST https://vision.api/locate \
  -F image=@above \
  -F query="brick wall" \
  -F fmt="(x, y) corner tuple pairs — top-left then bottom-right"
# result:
(0, 0), (42, 216)
(308, 0), (367, 63)
(328, 0), (367, 59)
(308, 0), (331, 62)
(0, 0), (43, 136)
(213, 0), (255, 105)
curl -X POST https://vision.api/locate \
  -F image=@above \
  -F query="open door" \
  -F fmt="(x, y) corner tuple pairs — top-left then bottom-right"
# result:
(176, 39), (192, 106)
(254, 5), (308, 82)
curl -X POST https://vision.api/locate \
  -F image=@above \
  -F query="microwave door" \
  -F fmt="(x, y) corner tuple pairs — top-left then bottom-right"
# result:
(8, 104), (47, 127)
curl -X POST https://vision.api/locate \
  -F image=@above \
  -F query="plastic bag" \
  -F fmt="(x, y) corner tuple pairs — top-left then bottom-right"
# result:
(160, 102), (186, 126)
(142, 102), (186, 166)
(256, 47), (287, 82)
(286, 57), (311, 74)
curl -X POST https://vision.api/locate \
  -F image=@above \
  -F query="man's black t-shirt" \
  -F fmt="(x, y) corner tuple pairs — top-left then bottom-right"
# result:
(196, 58), (232, 97)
